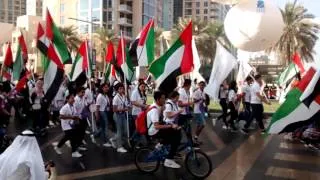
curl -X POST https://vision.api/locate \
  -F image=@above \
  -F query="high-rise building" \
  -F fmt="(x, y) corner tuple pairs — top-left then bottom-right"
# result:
(162, 0), (174, 30)
(175, 0), (229, 23)
(0, 0), (27, 24)
(173, 0), (183, 24)
(26, 0), (42, 16)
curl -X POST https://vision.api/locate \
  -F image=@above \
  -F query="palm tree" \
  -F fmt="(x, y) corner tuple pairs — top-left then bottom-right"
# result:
(93, 27), (116, 71)
(172, 18), (232, 66)
(58, 25), (81, 53)
(267, 0), (320, 65)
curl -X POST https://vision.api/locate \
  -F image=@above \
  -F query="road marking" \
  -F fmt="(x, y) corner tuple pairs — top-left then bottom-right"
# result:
(274, 152), (320, 164)
(279, 142), (306, 150)
(208, 132), (272, 180)
(265, 166), (320, 179)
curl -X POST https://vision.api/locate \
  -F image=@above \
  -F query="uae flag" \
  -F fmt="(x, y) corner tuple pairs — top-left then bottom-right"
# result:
(1, 43), (13, 81)
(36, 23), (50, 72)
(70, 40), (92, 87)
(42, 9), (70, 106)
(116, 36), (134, 82)
(129, 19), (155, 66)
(268, 67), (320, 134)
(149, 22), (193, 95)
(13, 34), (28, 81)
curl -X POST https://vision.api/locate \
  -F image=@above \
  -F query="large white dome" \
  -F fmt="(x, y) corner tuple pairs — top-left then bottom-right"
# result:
(224, 0), (284, 52)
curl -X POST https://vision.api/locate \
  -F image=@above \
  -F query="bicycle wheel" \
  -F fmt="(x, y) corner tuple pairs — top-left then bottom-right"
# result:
(135, 147), (160, 173)
(185, 150), (213, 179)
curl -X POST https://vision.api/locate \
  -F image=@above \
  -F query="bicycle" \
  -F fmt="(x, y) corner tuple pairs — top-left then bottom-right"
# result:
(134, 124), (213, 179)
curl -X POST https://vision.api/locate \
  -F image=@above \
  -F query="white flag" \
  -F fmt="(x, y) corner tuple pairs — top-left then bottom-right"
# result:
(204, 41), (237, 101)
(236, 59), (253, 86)
(190, 37), (205, 82)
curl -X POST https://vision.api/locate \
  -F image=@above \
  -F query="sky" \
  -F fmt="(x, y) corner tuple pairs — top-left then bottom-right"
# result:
(238, 0), (320, 63)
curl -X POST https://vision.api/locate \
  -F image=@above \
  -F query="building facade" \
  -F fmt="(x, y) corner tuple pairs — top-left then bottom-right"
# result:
(0, 0), (27, 24)
(162, 0), (174, 30)
(172, 0), (229, 23)
(26, 0), (42, 16)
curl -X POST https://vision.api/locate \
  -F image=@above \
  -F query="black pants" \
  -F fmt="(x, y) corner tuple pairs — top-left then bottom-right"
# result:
(178, 114), (192, 140)
(218, 99), (228, 126)
(244, 104), (265, 130)
(153, 128), (181, 159)
(228, 102), (237, 129)
(57, 129), (79, 152)
(244, 102), (251, 121)
(77, 118), (88, 144)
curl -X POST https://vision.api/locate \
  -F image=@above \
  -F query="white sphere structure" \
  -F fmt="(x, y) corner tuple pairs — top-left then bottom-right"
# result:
(224, 0), (284, 52)
(212, 0), (247, 5)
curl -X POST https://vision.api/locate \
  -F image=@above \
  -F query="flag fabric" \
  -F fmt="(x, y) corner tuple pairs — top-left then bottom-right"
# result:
(105, 42), (121, 83)
(268, 67), (320, 134)
(36, 23), (50, 72)
(116, 36), (135, 82)
(236, 59), (253, 86)
(1, 43), (13, 81)
(13, 34), (28, 81)
(106, 42), (116, 64)
(190, 37), (205, 82)
(15, 70), (31, 92)
(42, 9), (70, 107)
(292, 53), (305, 74)
(136, 19), (155, 66)
(149, 22), (193, 95)
(129, 19), (155, 67)
(204, 41), (237, 101)
(277, 63), (298, 86)
(70, 40), (92, 87)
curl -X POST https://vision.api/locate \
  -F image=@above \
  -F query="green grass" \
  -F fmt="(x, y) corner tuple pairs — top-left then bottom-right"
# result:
(147, 95), (280, 113)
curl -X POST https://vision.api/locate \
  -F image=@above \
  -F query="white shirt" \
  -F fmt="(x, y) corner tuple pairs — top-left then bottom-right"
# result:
(59, 103), (76, 131)
(228, 89), (237, 103)
(112, 93), (128, 111)
(250, 82), (262, 104)
(74, 96), (87, 115)
(53, 85), (66, 108)
(242, 83), (251, 103)
(163, 100), (179, 124)
(193, 89), (205, 114)
(96, 93), (110, 111)
(219, 86), (228, 99)
(147, 103), (161, 136)
(178, 88), (191, 115)
(85, 88), (94, 104)
(130, 89), (147, 115)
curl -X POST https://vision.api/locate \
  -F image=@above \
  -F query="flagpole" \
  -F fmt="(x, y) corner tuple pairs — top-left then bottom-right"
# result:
(121, 31), (131, 147)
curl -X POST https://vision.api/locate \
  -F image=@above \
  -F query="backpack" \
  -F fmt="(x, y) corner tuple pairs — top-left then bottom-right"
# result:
(135, 106), (157, 135)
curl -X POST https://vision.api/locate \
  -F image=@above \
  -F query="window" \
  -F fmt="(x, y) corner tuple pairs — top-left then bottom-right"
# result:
(60, 16), (65, 25)
(196, 9), (200, 14)
(185, 9), (192, 15)
(108, 0), (112, 7)
(60, 3), (65, 13)
(185, 2), (192, 8)
(92, 0), (100, 9)
(108, 24), (112, 29)
(108, 11), (112, 21)
(204, 9), (208, 14)
(92, 10), (100, 22)
(204, 2), (208, 7)
(204, 16), (208, 20)
(196, 2), (200, 7)
(80, 0), (88, 10)
(103, 0), (108, 9)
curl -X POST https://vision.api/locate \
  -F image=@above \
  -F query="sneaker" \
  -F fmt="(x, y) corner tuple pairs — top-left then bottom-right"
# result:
(65, 141), (71, 148)
(90, 134), (96, 144)
(117, 147), (127, 153)
(49, 121), (55, 126)
(85, 130), (90, 134)
(212, 118), (217, 126)
(103, 142), (112, 148)
(164, 159), (181, 169)
(261, 130), (267, 135)
(110, 138), (117, 149)
(54, 146), (62, 155)
(71, 151), (82, 158)
(82, 140), (87, 145)
(51, 142), (58, 147)
(78, 147), (87, 151)
(241, 129), (249, 134)
(222, 125), (228, 130)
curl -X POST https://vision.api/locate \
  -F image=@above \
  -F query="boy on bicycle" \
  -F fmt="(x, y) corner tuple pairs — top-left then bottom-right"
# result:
(147, 91), (182, 169)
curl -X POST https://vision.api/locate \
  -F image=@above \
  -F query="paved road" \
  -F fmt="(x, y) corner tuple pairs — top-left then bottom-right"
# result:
(6, 116), (320, 180)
